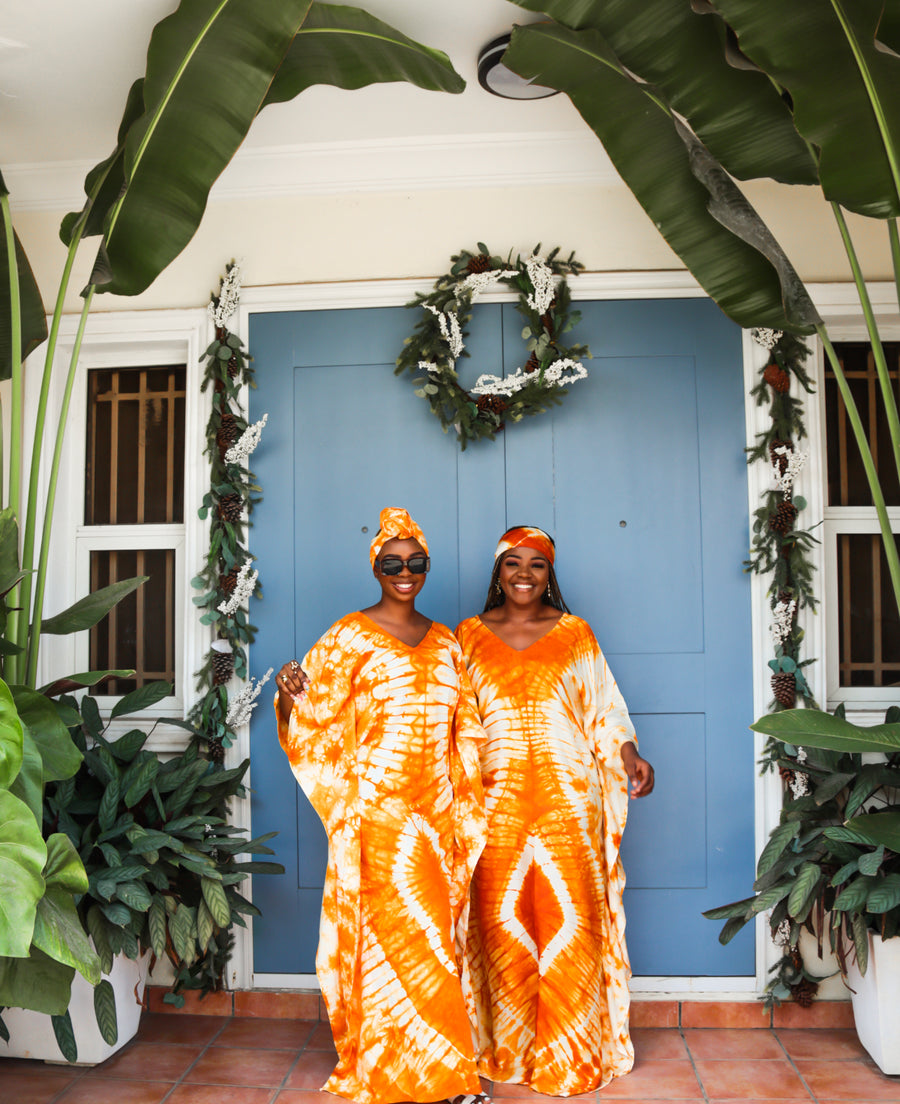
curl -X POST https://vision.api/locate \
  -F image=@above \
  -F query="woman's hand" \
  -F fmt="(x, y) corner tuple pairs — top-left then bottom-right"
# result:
(277, 660), (309, 722)
(621, 741), (655, 798)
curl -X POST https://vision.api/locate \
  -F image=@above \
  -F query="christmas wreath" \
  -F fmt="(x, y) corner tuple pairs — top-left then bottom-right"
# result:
(395, 244), (590, 449)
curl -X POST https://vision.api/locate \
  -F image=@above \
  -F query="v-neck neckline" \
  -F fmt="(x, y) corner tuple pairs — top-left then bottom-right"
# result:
(357, 611), (434, 650)
(475, 611), (566, 653)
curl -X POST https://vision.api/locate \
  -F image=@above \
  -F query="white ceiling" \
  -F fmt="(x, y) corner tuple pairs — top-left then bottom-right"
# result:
(2, 0), (616, 209)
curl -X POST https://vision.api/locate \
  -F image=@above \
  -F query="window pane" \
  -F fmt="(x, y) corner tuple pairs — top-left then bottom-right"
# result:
(89, 549), (176, 696)
(85, 365), (186, 524)
(836, 533), (900, 688)
(825, 342), (900, 506)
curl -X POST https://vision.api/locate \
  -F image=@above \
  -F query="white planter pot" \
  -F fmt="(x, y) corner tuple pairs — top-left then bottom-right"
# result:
(0, 952), (149, 1066)
(845, 932), (900, 1075)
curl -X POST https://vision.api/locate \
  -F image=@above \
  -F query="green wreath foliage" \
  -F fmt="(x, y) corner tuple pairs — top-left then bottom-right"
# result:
(395, 244), (591, 450)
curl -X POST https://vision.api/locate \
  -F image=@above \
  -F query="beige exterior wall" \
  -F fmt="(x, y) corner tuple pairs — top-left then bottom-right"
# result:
(12, 177), (895, 319)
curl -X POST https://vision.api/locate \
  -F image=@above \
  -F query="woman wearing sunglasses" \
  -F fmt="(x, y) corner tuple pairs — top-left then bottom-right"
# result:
(275, 507), (489, 1104)
(455, 526), (654, 1096)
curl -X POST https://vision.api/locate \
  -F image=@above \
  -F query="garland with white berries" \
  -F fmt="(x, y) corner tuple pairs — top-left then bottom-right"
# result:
(190, 261), (271, 762)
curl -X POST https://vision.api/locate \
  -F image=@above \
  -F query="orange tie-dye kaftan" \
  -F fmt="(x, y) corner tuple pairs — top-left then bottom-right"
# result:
(276, 611), (487, 1104)
(454, 613), (635, 1095)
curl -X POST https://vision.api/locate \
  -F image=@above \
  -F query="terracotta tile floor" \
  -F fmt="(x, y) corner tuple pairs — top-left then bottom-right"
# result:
(3, 1018), (900, 1104)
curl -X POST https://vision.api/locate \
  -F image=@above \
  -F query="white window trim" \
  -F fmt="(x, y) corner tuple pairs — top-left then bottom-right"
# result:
(73, 524), (186, 733)
(30, 308), (211, 752)
(805, 284), (900, 717)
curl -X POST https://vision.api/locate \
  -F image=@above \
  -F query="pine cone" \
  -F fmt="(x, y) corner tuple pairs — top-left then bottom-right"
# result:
(207, 737), (226, 766)
(769, 438), (793, 475)
(524, 352), (540, 374)
(217, 493), (243, 523)
(227, 354), (240, 380)
(216, 413), (239, 459)
(791, 977), (818, 1007)
(212, 651), (234, 685)
(466, 253), (493, 274)
(220, 566), (239, 595)
(764, 362), (791, 393)
(475, 395), (508, 418)
(772, 671), (797, 708)
(769, 501), (798, 534)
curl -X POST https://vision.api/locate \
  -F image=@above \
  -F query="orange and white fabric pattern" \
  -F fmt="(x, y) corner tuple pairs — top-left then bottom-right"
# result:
(454, 613), (635, 1095)
(275, 612), (487, 1104)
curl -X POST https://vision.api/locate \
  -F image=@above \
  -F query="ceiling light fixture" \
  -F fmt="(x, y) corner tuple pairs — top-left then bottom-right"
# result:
(476, 33), (559, 100)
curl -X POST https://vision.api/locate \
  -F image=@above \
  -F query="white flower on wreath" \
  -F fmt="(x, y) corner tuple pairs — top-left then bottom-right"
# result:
(472, 357), (588, 398)
(524, 256), (557, 315)
(209, 260), (243, 329)
(225, 667), (272, 727)
(772, 444), (808, 498)
(225, 413), (268, 466)
(217, 557), (258, 616)
(460, 269), (504, 295)
(425, 303), (464, 359)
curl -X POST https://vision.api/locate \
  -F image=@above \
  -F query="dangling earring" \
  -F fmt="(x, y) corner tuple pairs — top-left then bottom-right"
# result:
(544, 584), (551, 599)
(493, 579), (502, 597)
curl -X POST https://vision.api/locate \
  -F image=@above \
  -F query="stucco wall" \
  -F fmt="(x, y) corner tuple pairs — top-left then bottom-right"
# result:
(11, 177), (895, 319)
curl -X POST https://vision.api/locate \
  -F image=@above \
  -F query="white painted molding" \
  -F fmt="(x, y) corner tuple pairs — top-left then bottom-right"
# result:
(238, 269), (704, 321)
(7, 131), (620, 212)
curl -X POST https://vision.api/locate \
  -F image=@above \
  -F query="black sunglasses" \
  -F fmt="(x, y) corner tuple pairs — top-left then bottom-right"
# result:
(376, 554), (430, 575)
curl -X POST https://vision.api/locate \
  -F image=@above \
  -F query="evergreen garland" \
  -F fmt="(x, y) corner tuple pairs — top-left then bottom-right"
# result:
(745, 327), (823, 1007)
(189, 261), (265, 763)
(746, 329), (818, 713)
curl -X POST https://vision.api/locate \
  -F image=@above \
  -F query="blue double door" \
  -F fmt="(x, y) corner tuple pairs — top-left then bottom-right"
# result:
(248, 295), (755, 978)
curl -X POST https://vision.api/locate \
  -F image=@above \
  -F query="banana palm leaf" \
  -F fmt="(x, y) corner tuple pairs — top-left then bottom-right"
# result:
(504, 22), (819, 333)
(89, 0), (465, 298)
(263, 1), (465, 104)
(90, 0), (315, 297)
(0, 174), (48, 380)
(509, 0), (817, 185)
(710, 0), (900, 217)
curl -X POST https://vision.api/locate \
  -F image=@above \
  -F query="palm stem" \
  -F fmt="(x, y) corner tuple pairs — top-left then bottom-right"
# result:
(818, 324), (900, 617)
(16, 226), (86, 685)
(1, 191), (23, 676)
(26, 287), (95, 686)
(832, 203), (900, 487)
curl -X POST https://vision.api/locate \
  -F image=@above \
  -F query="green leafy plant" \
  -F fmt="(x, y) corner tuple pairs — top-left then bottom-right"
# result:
(37, 683), (282, 1059)
(704, 706), (900, 1005)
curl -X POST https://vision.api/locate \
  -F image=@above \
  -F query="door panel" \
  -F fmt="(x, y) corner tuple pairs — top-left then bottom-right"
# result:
(248, 295), (754, 977)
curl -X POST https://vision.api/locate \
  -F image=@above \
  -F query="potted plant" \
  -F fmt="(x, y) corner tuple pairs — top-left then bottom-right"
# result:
(732, 706), (900, 1073)
(2, 681), (282, 1063)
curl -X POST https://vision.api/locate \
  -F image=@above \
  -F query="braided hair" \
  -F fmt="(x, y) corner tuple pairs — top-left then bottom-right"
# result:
(482, 528), (570, 613)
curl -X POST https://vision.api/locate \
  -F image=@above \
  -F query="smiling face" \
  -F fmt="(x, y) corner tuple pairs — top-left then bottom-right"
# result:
(373, 537), (428, 604)
(497, 546), (550, 608)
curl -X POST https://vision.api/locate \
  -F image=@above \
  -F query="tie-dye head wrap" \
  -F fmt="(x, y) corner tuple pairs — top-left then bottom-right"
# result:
(494, 526), (555, 564)
(369, 507), (429, 566)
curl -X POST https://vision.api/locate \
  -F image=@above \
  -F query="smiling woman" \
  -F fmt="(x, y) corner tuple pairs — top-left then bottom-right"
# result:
(455, 525), (654, 1095)
(273, 506), (490, 1104)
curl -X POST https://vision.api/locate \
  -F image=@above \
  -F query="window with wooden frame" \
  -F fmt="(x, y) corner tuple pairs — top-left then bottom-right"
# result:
(823, 340), (900, 704)
(83, 365), (186, 697)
